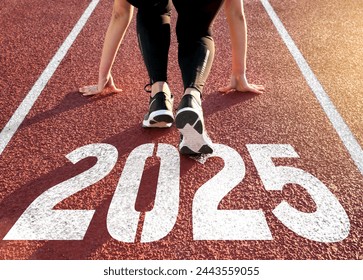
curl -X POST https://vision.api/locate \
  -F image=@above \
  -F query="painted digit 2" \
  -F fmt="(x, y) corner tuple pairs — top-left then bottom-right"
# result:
(4, 143), (350, 242)
(4, 144), (118, 240)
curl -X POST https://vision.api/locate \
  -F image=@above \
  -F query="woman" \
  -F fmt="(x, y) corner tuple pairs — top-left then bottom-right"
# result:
(79, 0), (265, 154)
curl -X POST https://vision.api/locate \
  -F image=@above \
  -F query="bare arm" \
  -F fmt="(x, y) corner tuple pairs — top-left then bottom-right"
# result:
(80, 0), (133, 96)
(219, 0), (265, 94)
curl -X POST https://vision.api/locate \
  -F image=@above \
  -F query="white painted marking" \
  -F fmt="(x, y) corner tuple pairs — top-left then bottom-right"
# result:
(141, 144), (180, 242)
(4, 143), (118, 240)
(248, 144), (350, 242)
(0, 0), (100, 156)
(193, 144), (272, 240)
(107, 144), (180, 243)
(260, 0), (363, 175)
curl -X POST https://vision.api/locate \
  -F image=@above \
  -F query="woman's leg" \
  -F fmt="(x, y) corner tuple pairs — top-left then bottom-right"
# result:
(129, 0), (174, 127)
(174, 0), (224, 154)
(134, 0), (172, 85)
(174, 0), (224, 95)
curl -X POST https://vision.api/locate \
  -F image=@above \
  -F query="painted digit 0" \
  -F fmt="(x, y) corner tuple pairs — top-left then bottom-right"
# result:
(107, 143), (180, 243)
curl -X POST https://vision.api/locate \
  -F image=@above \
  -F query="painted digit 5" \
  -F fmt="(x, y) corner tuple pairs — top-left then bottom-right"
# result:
(247, 144), (350, 242)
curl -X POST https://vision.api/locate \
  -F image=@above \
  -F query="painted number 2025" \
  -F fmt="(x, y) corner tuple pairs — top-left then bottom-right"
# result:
(4, 143), (350, 242)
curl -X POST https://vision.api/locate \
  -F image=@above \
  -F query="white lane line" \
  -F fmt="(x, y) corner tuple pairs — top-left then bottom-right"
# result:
(0, 0), (100, 156)
(260, 0), (363, 175)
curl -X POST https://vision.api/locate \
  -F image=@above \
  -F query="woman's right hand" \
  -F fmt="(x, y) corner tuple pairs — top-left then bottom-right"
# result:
(79, 75), (122, 96)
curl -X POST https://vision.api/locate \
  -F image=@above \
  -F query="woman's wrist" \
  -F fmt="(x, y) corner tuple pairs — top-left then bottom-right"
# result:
(231, 68), (247, 79)
(98, 75), (110, 89)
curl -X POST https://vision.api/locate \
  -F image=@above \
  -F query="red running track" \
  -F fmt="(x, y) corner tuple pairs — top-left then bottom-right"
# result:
(0, 0), (362, 260)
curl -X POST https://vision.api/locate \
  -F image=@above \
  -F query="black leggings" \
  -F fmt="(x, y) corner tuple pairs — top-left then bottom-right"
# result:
(127, 0), (224, 94)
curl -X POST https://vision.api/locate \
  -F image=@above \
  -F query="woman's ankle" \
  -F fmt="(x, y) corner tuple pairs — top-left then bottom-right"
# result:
(184, 87), (202, 104)
(151, 81), (171, 97)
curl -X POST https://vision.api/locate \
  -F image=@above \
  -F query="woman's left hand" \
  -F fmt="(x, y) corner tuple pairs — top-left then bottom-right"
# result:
(219, 74), (265, 94)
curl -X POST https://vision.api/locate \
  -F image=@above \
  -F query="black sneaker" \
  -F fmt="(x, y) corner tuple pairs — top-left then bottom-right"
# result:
(142, 91), (174, 128)
(175, 94), (213, 155)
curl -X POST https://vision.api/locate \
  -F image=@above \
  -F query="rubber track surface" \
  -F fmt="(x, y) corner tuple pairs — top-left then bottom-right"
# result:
(0, 0), (362, 260)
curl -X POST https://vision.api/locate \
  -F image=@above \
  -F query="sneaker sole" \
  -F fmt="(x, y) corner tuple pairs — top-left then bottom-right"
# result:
(175, 108), (213, 155)
(142, 110), (174, 128)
